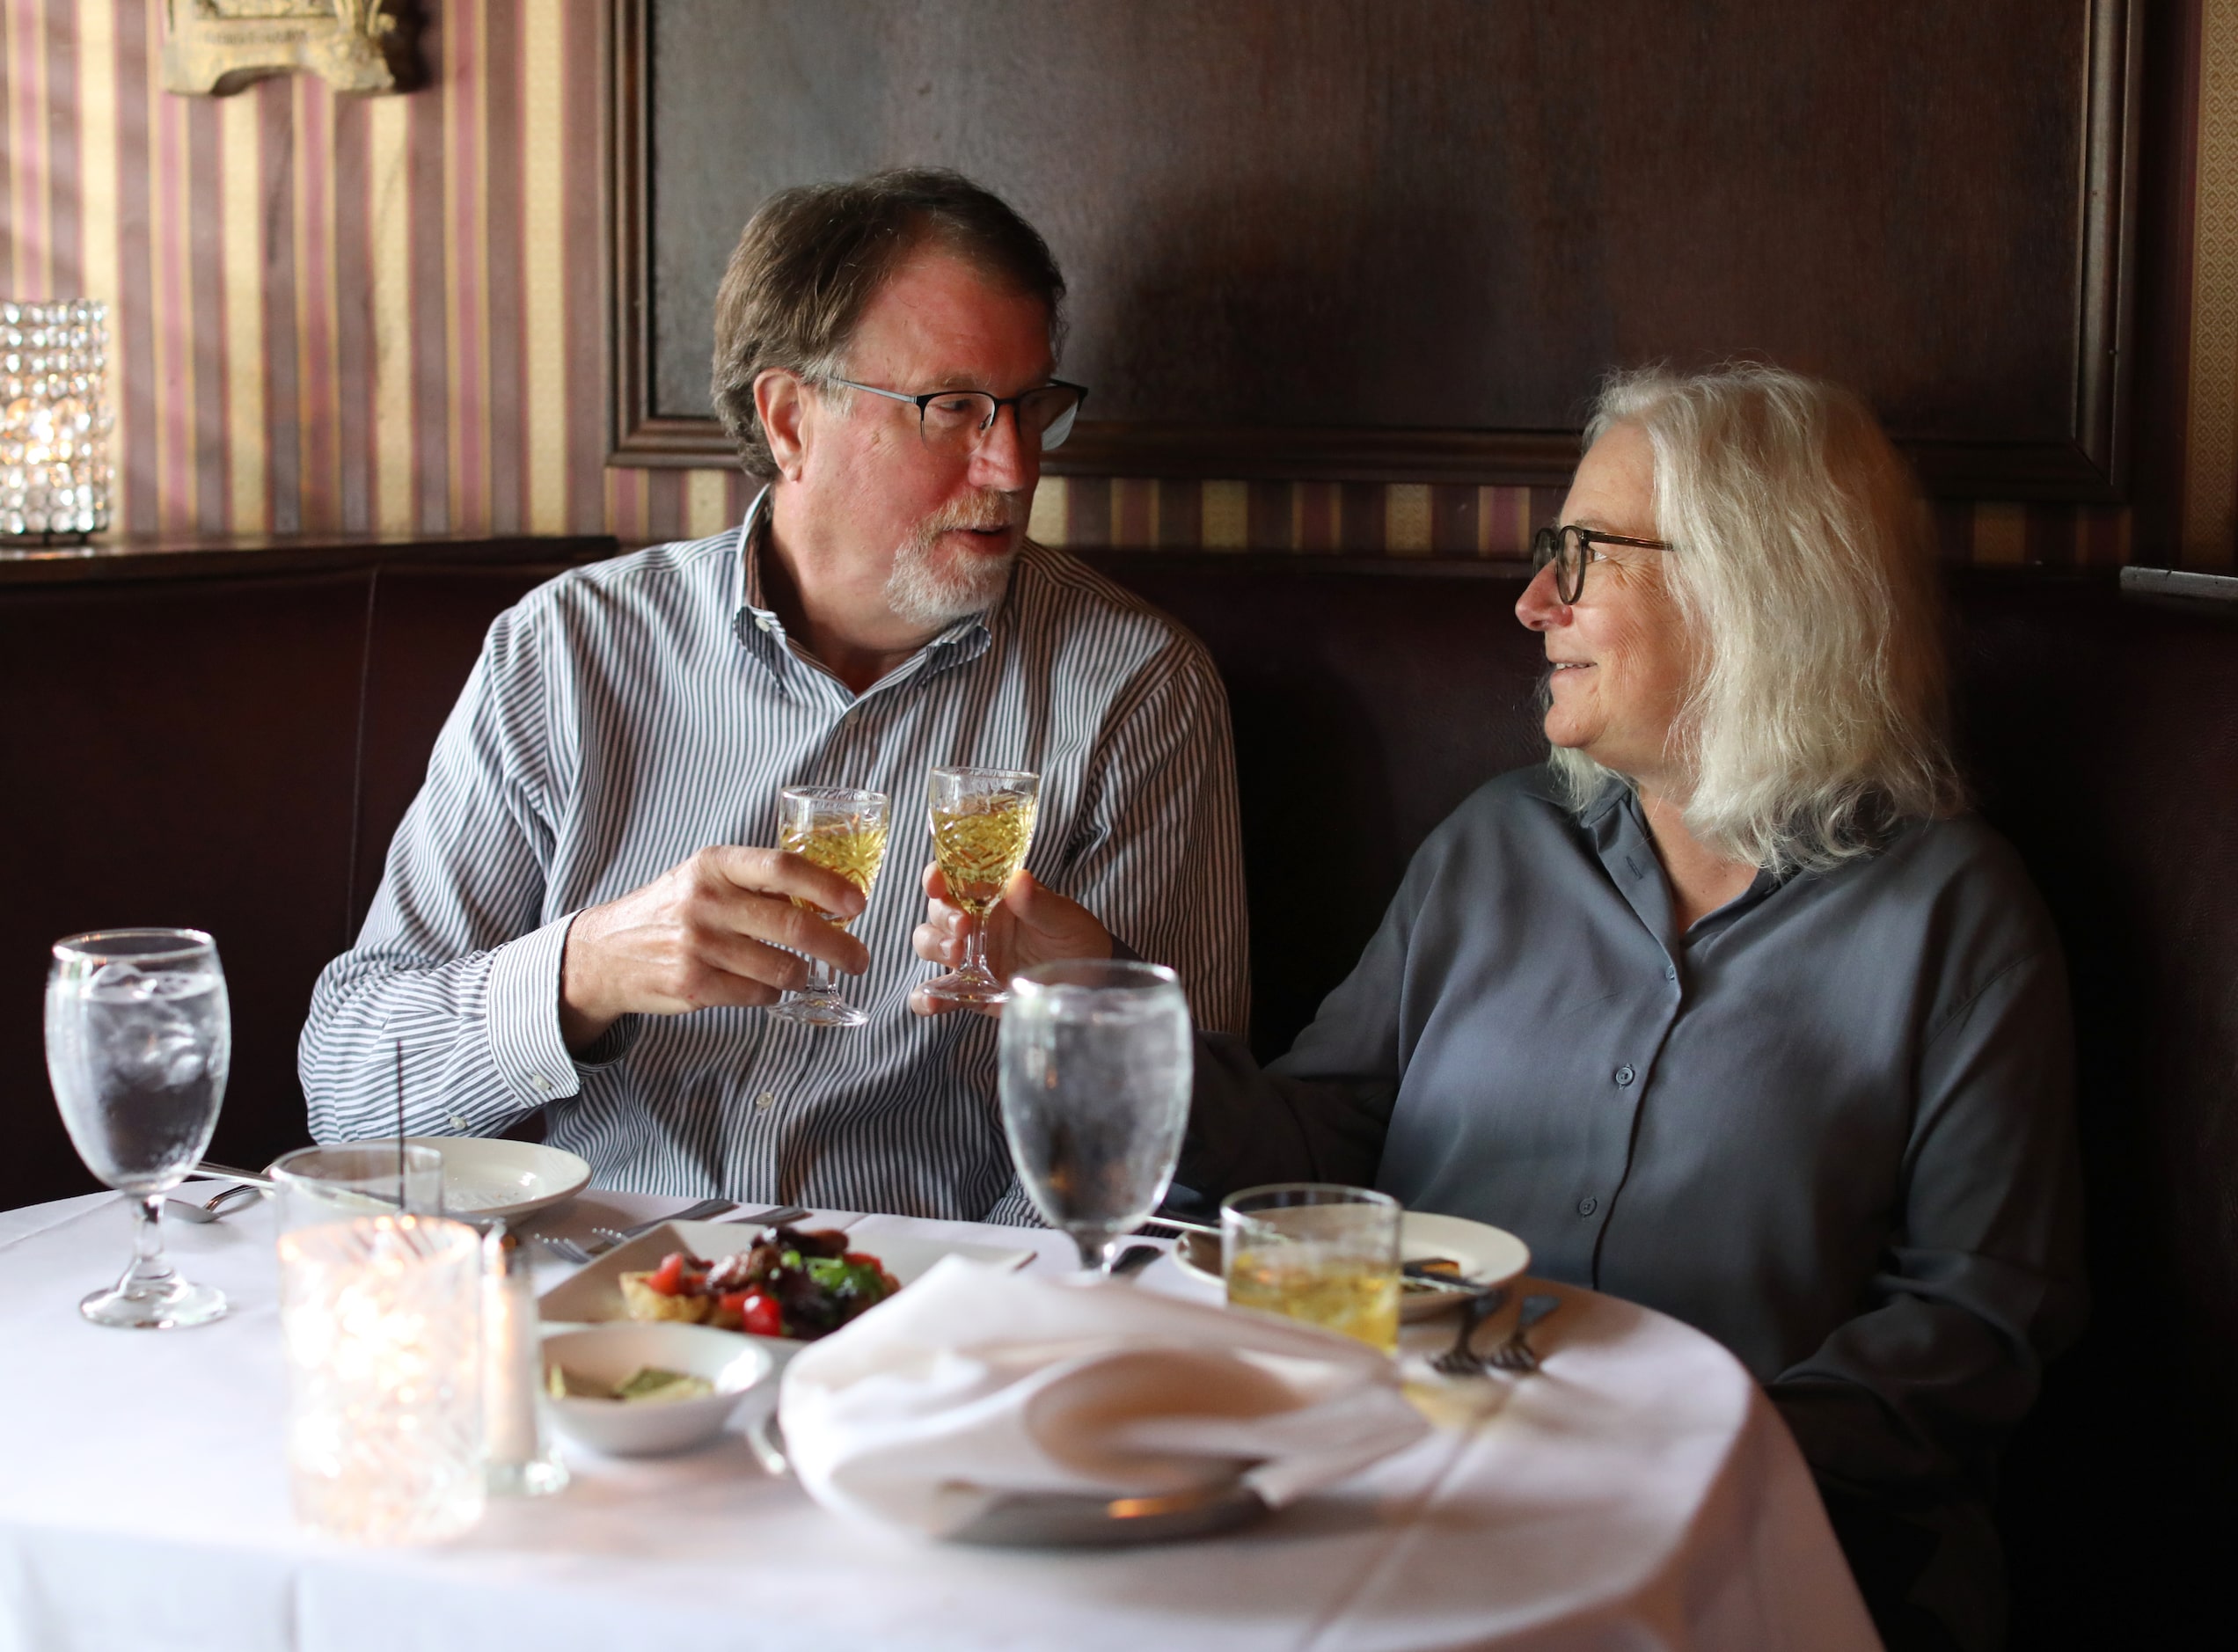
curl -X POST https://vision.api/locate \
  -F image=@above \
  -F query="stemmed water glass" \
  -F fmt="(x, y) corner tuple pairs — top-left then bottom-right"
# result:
(998, 960), (1194, 1270)
(45, 928), (232, 1328)
(768, 785), (890, 1027)
(923, 765), (1040, 1005)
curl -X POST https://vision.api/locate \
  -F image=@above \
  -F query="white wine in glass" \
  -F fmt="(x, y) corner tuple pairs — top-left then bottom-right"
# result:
(45, 928), (231, 1328)
(768, 786), (889, 1028)
(924, 765), (1040, 1005)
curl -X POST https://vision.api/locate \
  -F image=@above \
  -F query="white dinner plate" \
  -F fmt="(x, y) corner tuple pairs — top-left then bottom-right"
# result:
(1175, 1210), (1532, 1321)
(536, 1218), (1034, 1334)
(407, 1137), (592, 1220)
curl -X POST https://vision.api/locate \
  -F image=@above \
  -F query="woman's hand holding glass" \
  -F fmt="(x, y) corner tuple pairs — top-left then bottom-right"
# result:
(908, 864), (1115, 1017)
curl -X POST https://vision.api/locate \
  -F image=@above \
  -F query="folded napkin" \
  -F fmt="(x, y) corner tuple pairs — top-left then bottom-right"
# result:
(779, 1254), (1430, 1538)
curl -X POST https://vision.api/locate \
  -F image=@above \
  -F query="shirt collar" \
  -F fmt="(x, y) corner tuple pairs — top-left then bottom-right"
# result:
(728, 486), (998, 676)
(1581, 775), (1787, 952)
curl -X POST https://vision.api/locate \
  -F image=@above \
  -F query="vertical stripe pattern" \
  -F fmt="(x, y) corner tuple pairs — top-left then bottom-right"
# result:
(0, 3), (2220, 560)
(301, 501), (1250, 1219)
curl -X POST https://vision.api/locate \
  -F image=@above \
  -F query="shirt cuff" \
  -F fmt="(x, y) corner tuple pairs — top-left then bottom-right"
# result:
(484, 912), (639, 1107)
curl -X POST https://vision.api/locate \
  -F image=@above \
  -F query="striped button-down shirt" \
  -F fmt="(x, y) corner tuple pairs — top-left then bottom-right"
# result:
(300, 496), (1248, 1222)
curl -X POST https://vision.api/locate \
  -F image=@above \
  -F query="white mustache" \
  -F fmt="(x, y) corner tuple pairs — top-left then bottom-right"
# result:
(920, 494), (1022, 537)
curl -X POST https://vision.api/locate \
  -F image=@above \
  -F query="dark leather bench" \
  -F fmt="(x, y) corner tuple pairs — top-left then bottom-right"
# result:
(2, 540), (2230, 1644)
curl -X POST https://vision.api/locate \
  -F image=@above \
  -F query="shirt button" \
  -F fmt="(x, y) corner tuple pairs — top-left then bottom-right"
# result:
(531, 1074), (552, 1094)
(1664, 964), (1677, 982)
(447, 1113), (470, 1132)
(1613, 1064), (1636, 1086)
(1577, 1195), (1599, 1217)
(755, 1091), (778, 1112)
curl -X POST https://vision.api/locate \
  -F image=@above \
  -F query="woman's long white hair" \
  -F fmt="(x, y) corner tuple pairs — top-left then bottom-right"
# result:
(1547, 363), (1964, 874)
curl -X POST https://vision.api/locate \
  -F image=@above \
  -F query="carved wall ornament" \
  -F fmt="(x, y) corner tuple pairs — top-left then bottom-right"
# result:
(162, 0), (413, 97)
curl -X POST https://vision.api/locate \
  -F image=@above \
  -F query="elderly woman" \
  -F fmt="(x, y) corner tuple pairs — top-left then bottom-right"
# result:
(914, 364), (2082, 1652)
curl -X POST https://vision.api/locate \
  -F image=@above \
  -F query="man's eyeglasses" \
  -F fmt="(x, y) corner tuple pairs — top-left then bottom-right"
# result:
(1530, 524), (1671, 603)
(821, 376), (1089, 457)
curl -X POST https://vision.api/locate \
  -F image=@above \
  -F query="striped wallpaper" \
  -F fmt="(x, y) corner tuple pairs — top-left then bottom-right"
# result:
(0, 0), (2219, 567)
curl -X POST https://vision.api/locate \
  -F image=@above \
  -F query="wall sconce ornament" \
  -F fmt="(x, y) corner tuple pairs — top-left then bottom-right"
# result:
(0, 301), (112, 542)
(162, 0), (413, 97)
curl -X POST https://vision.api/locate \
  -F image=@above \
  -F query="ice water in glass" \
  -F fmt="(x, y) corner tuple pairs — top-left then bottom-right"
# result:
(45, 929), (231, 1328)
(998, 960), (1193, 1269)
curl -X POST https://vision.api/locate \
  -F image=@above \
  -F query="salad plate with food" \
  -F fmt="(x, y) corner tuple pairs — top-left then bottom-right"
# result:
(538, 1219), (1033, 1345)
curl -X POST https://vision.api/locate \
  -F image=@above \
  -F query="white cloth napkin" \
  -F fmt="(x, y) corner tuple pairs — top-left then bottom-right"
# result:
(779, 1254), (1430, 1538)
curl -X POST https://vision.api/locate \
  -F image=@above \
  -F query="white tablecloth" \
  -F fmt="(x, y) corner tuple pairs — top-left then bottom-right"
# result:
(0, 1188), (1878, 1652)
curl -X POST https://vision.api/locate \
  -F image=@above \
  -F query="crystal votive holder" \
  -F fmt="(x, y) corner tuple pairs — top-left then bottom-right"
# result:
(0, 298), (112, 540)
(278, 1213), (486, 1544)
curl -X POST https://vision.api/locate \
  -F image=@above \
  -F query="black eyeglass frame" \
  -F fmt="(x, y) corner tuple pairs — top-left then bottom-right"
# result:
(820, 375), (1091, 454)
(1530, 524), (1672, 603)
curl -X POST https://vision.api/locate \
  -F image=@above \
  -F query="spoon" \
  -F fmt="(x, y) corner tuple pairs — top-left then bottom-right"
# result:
(162, 1182), (262, 1224)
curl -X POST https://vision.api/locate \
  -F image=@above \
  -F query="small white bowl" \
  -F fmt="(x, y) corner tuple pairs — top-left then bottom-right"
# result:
(542, 1323), (774, 1457)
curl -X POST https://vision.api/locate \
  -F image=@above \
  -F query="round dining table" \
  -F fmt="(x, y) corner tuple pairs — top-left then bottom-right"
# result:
(0, 1184), (1878, 1652)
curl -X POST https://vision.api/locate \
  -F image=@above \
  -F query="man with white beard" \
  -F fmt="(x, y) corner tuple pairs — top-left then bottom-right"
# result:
(299, 171), (1247, 1221)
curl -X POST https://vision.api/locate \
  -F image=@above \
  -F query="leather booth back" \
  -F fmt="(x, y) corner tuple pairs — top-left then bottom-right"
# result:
(0, 557), (574, 1210)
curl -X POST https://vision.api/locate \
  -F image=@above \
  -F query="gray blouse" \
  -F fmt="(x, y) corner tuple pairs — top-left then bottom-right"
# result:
(1185, 766), (2086, 1522)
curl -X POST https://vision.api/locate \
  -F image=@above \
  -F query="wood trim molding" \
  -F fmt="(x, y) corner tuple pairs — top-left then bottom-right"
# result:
(607, 0), (2141, 501)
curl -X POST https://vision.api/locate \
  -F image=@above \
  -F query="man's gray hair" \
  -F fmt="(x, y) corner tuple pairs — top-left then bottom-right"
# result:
(1548, 363), (1965, 873)
(709, 169), (1066, 481)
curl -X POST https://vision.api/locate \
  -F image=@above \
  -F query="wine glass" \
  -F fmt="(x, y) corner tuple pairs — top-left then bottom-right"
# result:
(923, 765), (1040, 1005)
(45, 929), (232, 1328)
(768, 785), (890, 1027)
(998, 960), (1193, 1269)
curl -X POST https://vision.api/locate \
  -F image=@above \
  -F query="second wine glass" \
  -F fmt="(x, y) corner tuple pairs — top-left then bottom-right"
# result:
(768, 786), (890, 1027)
(923, 764), (1040, 1005)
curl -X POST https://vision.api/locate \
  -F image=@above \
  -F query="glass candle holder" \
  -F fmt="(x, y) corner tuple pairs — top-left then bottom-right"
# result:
(278, 1213), (486, 1544)
(0, 299), (112, 540)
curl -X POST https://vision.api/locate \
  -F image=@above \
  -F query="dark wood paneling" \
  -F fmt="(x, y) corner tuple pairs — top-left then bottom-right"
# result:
(611, 0), (2139, 499)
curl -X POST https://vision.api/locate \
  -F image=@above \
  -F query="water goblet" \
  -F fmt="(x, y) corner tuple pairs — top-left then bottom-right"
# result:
(768, 785), (890, 1027)
(924, 764), (1040, 1005)
(44, 928), (231, 1329)
(998, 960), (1193, 1270)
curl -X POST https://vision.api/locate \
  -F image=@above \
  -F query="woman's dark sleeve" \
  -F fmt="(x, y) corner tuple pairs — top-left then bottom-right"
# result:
(1177, 861), (1432, 1199)
(1770, 943), (2088, 1500)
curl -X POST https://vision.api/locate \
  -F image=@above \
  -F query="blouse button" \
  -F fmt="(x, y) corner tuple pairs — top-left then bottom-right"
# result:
(1613, 1064), (1636, 1086)
(1577, 1195), (1599, 1217)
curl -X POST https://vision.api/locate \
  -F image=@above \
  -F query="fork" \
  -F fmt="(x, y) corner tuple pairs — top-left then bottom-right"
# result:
(1485, 1294), (1561, 1373)
(607, 1197), (740, 1240)
(1428, 1288), (1508, 1377)
(538, 1234), (594, 1265)
(589, 1202), (808, 1254)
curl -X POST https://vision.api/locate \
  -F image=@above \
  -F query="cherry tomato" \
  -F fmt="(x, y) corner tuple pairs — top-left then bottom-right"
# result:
(843, 1251), (880, 1268)
(736, 1289), (785, 1338)
(647, 1253), (687, 1297)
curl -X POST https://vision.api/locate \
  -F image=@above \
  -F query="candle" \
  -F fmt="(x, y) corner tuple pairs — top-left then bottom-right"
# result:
(278, 1213), (485, 1544)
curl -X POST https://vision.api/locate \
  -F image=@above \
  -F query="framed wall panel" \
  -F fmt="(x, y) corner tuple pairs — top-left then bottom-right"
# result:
(611, 0), (2139, 500)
